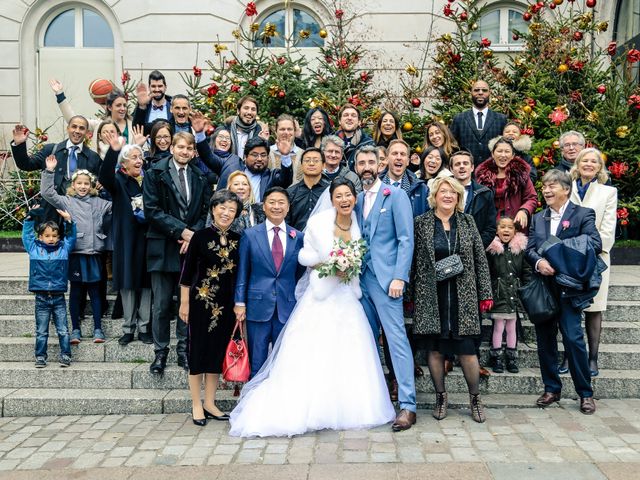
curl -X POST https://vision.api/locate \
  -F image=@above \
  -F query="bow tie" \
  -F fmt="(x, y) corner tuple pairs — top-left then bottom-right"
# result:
(152, 104), (164, 111)
(549, 213), (562, 221)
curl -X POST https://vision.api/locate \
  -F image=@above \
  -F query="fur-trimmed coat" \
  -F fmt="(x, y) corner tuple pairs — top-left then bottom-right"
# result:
(475, 155), (538, 225)
(408, 210), (493, 337)
(488, 135), (537, 182)
(486, 232), (532, 317)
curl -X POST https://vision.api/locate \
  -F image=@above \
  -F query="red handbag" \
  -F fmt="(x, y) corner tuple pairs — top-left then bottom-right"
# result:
(222, 320), (250, 383)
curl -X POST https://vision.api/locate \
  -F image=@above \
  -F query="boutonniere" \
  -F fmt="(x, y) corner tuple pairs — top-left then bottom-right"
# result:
(289, 230), (297, 239)
(562, 220), (570, 230)
(382, 188), (391, 196)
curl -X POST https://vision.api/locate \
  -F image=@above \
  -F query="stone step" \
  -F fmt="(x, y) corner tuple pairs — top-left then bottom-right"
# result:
(1, 336), (639, 371)
(0, 382), (634, 417)
(0, 315), (177, 339)
(605, 301), (640, 322)
(0, 295), (118, 316)
(0, 278), (115, 296)
(607, 284), (640, 301)
(479, 320), (640, 345)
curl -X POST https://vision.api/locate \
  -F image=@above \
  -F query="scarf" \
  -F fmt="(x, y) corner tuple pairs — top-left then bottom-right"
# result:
(576, 177), (595, 201)
(214, 149), (233, 159)
(381, 172), (411, 194)
(337, 129), (362, 149)
(229, 116), (259, 155)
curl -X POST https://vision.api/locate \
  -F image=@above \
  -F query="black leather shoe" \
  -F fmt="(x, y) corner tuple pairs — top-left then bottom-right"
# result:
(192, 417), (206, 427)
(149, 352), (167, 375)
(177, 354), (189, 370)
(118, 333), (134, 346)
(138, 331), (153, 345)
(536, 391), (561, 407)
(204, 409), (230, 421)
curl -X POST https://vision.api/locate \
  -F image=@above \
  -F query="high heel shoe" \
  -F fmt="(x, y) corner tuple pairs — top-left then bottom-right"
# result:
(204, 408), (230, 421)
(192, 417), (207, 427)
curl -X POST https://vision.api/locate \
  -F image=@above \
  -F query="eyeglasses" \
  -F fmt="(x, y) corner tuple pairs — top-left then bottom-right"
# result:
(302, 158), (322, 164)
(562, 142), (584, 149)
(248, 152), (268, 159)
(217, 135), (231, 141)
(324, 149), (342, 156)
(156, 135), (171, 140)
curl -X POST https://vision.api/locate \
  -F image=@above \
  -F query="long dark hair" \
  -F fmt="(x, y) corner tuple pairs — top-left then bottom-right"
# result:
(149, 121), (172, 158)
(302, 107), (332, 148)
(420, 145), (449, 180)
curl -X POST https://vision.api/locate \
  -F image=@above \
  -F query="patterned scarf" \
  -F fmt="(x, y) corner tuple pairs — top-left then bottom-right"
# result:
(381, 172), (411, 194)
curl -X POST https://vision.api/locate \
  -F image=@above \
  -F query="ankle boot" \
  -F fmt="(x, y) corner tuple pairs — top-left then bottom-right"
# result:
(469, 394), (486, 423)
(558, 353), (569, 374)
(589, 354), (599, 377)
(490, 348), (504, 373)
(505, 348), (519, 373)
(433, 392), (448, 420)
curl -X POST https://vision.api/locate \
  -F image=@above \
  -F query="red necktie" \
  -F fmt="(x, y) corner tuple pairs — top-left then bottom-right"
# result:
(272, 226), (284, 272)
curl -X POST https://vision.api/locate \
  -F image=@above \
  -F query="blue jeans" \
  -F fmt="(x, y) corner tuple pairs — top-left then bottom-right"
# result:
(35, 293), (71, 359)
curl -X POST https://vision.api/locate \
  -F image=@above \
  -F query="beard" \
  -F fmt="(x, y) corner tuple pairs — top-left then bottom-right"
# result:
(246, 163), (266, 175)
(359, 169), (377, 186)
(472, 97), (488, 108)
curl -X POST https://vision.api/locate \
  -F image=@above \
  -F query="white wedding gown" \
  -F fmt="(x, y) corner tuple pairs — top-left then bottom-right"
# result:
(229, 208), (395, 437)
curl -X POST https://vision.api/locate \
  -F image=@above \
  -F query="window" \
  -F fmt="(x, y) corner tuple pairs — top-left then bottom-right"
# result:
(254, 6), (325, 48)
(43, 7), (114, 48)
(471, 5), (527, 50)
(615, 0), (640, 82)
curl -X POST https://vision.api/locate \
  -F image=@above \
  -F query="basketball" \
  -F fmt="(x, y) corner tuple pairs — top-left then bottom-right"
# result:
(88, 79), (114, 105)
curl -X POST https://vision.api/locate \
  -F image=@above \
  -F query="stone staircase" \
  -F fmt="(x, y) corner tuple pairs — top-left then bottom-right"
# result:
(0, 274), (638, 417)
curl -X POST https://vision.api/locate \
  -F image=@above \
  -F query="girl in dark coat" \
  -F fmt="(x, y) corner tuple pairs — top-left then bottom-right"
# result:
(485, 217), (531, 373)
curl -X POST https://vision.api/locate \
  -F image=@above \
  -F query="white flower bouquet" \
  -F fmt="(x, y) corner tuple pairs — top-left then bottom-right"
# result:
(316, 238), (367, 284)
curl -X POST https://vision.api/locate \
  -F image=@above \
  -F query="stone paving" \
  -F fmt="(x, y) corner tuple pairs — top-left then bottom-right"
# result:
(0, 399), (639, 479)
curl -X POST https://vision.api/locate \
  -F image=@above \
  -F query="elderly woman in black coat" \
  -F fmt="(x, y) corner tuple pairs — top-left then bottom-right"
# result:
(408, 176), (493, 424)
(99, 133), (152, 346)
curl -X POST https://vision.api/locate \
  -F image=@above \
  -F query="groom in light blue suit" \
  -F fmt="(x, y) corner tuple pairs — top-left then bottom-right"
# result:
(354, 144), (417, 431)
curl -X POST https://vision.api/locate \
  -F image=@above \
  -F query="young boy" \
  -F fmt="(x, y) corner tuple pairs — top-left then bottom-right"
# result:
(22, 208), (76, 367)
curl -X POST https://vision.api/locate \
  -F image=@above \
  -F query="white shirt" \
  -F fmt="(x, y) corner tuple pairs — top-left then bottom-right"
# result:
(172, 160), (190, 203)
(236, 131), (249, 158)
(549, 199), (570, 236)
(265, 219), (287, 252)
(65, 139), (83, 178)
(147, 100), (169, 123)
(472, 106), (489, 129)
(363, 178), (382, 219)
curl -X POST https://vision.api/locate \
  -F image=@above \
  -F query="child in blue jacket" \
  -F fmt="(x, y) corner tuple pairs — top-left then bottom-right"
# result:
(22, 208), (76, 368)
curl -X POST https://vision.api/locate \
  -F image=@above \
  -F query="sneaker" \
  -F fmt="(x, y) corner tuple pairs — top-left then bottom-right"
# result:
(59, 354), (71, 367)
(118, 333), (134, 346)
(93, 329), (106, 343)
(70, 329), (82, 345)
(35, 357), (47, 368)
(138, 331), (153, 344)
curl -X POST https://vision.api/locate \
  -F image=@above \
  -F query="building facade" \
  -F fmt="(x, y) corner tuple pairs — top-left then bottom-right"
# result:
(0, 0), (635, 145)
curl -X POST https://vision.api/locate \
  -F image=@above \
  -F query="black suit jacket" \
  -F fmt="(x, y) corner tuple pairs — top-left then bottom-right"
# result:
(196, 140), (293, 200)
(450, 109), (507, 166)
(526, 201), (602, 269)
(466, 180), (497, 249)
(132, 95), (174, 135)
(143, 157), (211, 273)
(11, 140), (101, 226)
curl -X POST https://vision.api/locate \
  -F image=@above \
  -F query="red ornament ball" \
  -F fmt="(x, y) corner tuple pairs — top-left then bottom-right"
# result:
(573, 31), (583, 41)
(549, 3), (556, 9)
(586, 0), (596, 7)
(88, 79), (114, 105)
(523, 12), (532, 21)
(460, 12), (468, 21)
(411, 98), (421, 108)
(278, 90), (286, 98)
(597, 84), (606, 94)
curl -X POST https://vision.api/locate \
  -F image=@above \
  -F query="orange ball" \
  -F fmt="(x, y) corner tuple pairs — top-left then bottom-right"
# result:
(89, 79), (114, 105)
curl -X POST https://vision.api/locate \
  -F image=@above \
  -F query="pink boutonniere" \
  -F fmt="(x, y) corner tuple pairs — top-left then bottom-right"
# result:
(562, 220), (570, 230)
(382, 188), (391, 196)
(289, 230), (297, 239)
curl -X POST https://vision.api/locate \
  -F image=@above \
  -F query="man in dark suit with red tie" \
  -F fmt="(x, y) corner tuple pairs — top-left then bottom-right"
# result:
(526, 170), (601, 415)
(450, 80), (507, 167)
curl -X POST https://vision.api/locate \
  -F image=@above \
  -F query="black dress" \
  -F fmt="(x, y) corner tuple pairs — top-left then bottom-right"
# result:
(179, 226), (240, 375)
(424, 216), (477, 356)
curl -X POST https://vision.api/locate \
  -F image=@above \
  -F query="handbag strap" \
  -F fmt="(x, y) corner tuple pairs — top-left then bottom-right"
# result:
(230, 320), (244, 340)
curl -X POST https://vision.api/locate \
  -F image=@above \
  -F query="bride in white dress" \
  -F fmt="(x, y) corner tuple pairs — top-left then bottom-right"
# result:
(229, 179), (395, 437)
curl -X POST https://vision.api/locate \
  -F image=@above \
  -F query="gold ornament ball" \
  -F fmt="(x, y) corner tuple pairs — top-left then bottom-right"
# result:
(533, 156), (541, 167)
(471, 23), (478, 31)
(402, 121), (413, 132)
(602, 152), (608, 163)
(557, 64), (569, 73)
(523, 105), (532, 114)
(319, 29), (328, 39)
(552, 140), (560, 149)
(292, 65), (302, 74)
(415, 145), (423, 154)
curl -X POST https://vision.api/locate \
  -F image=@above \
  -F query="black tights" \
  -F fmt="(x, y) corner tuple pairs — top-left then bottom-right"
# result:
(69, 282), (102, 331)
(585, 311), (602, 363)
(427, 351), (480, 395)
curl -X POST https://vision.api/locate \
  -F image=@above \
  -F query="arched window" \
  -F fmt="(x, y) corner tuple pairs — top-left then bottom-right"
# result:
(254, 5), (325, 48)
(43, 7), (114, 48)
(471, 4), (527, 50)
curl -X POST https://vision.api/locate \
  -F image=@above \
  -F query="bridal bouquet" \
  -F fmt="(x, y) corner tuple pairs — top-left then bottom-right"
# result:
(316, 238), (368, 284)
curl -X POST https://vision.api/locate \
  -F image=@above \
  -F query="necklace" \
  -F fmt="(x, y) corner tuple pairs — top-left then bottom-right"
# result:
(334, 219), (352, 232)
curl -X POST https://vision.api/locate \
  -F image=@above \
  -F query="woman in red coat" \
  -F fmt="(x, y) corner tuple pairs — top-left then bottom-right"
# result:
(475, 137), (537, 232)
